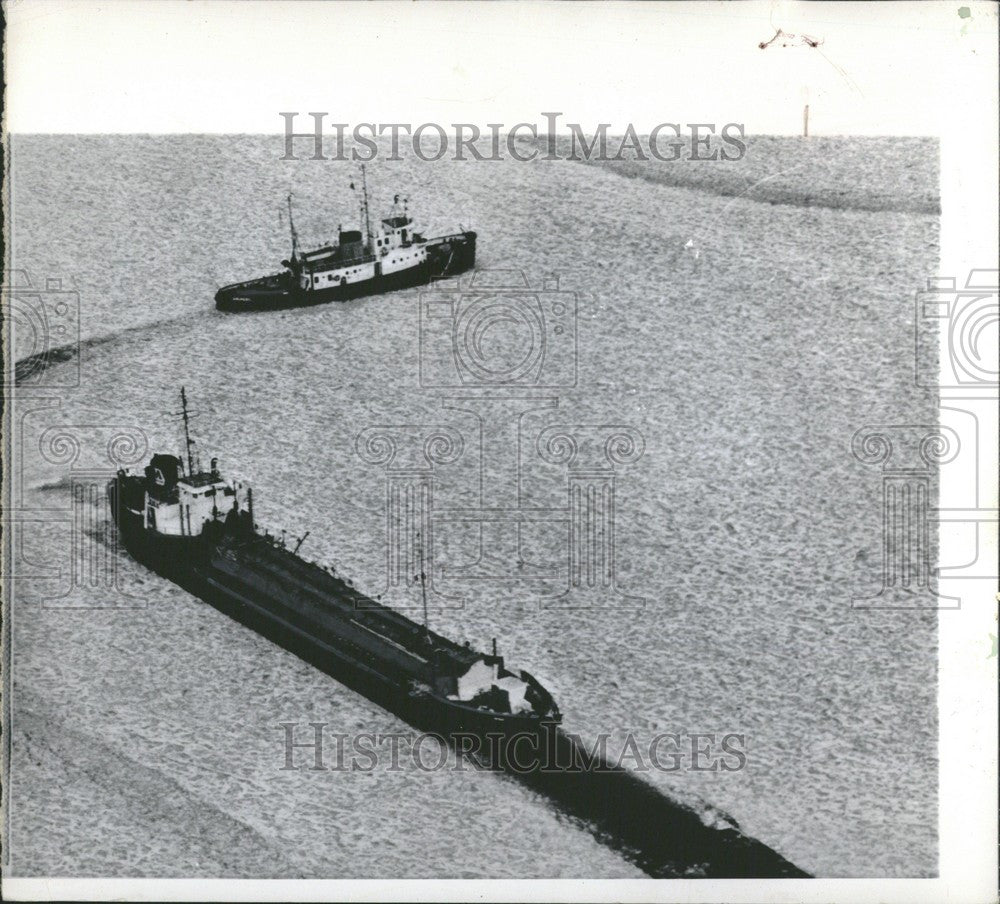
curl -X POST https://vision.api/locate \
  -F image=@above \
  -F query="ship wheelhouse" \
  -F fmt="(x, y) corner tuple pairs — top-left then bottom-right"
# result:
(379, 213), (414, 247)
(117, 451), (248, 539)
(291, 183), (429, 292)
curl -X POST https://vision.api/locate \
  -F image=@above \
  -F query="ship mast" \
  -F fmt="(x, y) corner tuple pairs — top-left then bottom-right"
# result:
(287, 193), (300, 261)
(421, 568), (430, 638)
(360, 164), (372, 251)
(179, 386), (195, 477)
(416, 531), (430, 638)
(414, 531), (437, 689)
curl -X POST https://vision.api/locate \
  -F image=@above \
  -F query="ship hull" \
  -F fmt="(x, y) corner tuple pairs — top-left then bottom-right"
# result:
(215, 231), (476, 313)
(109, 478), (557, 763)
(175, 567), (552, 747)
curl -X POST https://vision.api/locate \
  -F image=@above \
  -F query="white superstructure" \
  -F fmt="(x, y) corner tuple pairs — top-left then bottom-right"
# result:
(142, 464), (247, 537)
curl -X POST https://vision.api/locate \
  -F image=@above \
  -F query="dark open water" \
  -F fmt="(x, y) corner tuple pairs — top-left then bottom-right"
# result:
(7, 134), (938, 877)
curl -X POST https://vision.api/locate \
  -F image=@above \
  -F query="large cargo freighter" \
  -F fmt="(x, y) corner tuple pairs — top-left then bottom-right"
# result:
(106, 391), (810, 878)
(107, 389), (558, 748)
(215, 166), (476, 312)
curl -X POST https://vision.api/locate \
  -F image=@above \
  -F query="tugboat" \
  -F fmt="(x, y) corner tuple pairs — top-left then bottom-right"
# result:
(215, 166), (476, 312)
(108, 389), (559, 745)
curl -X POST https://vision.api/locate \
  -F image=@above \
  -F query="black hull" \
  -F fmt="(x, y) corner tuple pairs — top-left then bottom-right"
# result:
(183, 566), (544, 742)
(109, 488), (554, 750)
(215, 231), (476, 313)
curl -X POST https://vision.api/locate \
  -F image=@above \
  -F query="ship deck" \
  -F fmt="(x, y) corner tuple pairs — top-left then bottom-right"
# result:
(212, 533), (481, 674)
